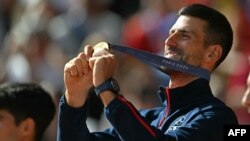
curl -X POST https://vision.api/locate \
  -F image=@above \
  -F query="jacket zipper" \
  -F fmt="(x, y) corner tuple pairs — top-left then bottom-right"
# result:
(158, 88), (170, 127)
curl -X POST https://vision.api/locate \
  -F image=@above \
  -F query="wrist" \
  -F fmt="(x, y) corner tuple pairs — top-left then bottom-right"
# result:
(98, 91), (118, 107)
(94, 78), (120, 97)
(65, 90), (89, 108)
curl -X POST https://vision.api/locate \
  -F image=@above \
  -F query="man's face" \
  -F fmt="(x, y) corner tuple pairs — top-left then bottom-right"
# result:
(242, 72), (250, 113)
(0, 109), (19, 141)
(164, 15), (207, 67)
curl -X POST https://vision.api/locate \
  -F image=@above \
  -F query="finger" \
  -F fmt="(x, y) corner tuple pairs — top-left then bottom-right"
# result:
(64, 63), (78, 77)
(78, 53), (90, 74)
(73, 57), (84, 77)
(84, 45), (94, 61)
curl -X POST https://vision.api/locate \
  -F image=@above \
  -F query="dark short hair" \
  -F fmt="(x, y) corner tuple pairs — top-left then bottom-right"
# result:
(0, 82), (55, 141)
(178, 4), (233, 69)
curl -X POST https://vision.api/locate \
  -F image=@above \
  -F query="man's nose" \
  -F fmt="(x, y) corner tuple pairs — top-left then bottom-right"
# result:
(165, 33), (178, 47)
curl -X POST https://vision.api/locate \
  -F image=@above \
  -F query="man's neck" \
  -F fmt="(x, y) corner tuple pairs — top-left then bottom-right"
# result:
(168, 72), (199, 89)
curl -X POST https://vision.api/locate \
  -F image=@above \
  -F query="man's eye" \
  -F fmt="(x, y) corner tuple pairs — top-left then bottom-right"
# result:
(181, 34), (190, 39)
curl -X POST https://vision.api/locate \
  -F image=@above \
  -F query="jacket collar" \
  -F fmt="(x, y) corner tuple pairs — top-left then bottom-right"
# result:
(158, 78), (214, 108)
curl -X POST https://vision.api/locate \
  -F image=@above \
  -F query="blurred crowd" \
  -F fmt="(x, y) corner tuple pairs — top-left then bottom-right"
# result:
(0, 0), (249, 141)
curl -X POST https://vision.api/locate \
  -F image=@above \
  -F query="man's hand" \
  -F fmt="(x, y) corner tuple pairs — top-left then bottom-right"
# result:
(64, 45), (94, 107)
(89, 46), (117, 87)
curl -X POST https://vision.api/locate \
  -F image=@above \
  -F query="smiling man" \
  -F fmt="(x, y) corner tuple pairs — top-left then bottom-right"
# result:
(57, 4), (238, 141)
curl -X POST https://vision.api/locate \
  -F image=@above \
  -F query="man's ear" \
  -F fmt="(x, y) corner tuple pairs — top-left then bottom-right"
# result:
(18, 118), (35, 141)
(204, 45), (222, 63)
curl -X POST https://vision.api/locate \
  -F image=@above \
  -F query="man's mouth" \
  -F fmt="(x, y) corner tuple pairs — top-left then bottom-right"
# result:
(165, 51), (178, 58)
(164, 46), (183, 60)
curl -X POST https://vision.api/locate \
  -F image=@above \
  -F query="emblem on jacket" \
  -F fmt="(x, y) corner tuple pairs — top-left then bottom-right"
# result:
(167, 116), (186, 132)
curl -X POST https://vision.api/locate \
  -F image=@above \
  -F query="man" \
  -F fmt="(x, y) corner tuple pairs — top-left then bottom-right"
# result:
(0, 82), (55, 141)
(57, 4), (238, 141)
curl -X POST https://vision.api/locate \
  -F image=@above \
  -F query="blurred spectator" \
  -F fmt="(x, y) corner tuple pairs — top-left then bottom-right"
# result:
(109, 0), (141, 20)
(2, 29), (66, 95)
(0, 0), (19, 81)
(241, 63), (250, 113)
(0, 0), (17, 49)
(5, 0), (68, 88)
(48, 0), (124, 57)
(0, 82), (55, 141)
(224, 0), (250, 124)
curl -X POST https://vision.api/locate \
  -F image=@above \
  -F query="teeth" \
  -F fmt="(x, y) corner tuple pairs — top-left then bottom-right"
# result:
(166, 53), (176, 57)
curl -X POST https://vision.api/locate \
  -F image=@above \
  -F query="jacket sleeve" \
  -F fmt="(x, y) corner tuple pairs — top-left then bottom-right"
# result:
(104, 95), (163, 141)
(56, 95), (119, 141)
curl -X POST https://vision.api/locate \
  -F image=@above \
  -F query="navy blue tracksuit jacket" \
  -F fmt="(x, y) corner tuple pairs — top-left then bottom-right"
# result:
(57, 78), (238, 141)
